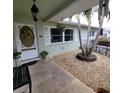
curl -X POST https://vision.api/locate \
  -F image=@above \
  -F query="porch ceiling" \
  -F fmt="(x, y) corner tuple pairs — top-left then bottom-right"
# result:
(13, 0), (99, 22)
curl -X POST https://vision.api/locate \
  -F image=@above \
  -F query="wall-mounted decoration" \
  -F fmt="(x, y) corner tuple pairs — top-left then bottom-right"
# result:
(19, 26), (35, 47)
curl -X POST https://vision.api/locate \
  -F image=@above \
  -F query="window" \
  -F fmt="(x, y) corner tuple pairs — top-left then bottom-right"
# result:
(51, 28), (63, 43)
(90, 31), (95, 36)
(50, 28), (73, 43)
(65, 29), (73, 41)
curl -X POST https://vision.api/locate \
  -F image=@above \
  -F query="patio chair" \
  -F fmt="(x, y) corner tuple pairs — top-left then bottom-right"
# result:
(13, 64), (32, 93)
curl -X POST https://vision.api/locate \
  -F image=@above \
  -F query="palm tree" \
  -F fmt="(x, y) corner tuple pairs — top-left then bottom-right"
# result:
(76, 0), (110, 62)
(83, 5), (99, 56)
(83, 8), (92, 56)
(76, 13), (97, 61)
(76, 0), (110, 61)
(76, 14), (85, 55)
(81, 1), (110, 55)
(89, 0), (110, 55)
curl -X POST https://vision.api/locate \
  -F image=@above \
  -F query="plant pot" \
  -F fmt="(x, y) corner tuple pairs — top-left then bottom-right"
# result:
(40, 51), (48, 61)
(14, 56), (21, 67)
(41, 57), (47, 62)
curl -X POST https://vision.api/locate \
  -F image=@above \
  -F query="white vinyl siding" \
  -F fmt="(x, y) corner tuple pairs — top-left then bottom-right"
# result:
(74, 28), (79, 41)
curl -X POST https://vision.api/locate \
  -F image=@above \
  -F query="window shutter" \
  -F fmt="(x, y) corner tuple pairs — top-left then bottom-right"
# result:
(74, 28), (79, 41)
(43, 26), (51, 46)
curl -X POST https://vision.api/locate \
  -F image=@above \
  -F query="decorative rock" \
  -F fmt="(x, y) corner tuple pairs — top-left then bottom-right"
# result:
(52, 49), (110, 92)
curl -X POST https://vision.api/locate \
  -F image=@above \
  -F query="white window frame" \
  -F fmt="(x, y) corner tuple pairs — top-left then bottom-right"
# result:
(49, 26), (74, 44)
(50, 27), (63, 43)
(64, 28), (74, 42)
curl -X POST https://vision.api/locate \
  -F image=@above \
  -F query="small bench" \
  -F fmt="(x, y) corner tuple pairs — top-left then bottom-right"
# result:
(13, 64), (32, 93)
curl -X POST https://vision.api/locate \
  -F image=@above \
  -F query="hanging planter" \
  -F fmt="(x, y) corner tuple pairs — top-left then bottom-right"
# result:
(56, 23), (65, 32)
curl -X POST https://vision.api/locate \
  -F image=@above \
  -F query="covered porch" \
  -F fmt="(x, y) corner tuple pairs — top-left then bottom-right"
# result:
(13, 0), (100, 65)
(13, 0), (109, 93)
(14, 60), (95, 93)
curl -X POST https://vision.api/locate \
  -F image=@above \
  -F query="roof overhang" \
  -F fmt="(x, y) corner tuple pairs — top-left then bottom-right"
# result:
(49, 0), (99, 22)
(62, 21), (98, 29)
(14, 0), (99, 22)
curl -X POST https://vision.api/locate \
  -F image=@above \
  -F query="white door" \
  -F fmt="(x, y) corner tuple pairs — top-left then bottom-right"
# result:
(15, 24), (39, 63)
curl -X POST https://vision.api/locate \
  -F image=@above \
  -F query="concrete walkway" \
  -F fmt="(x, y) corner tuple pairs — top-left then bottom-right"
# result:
(14, 60), (95, 93)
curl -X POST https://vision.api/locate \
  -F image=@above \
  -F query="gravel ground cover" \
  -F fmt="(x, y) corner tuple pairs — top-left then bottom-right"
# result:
(52, 49), (110, 92)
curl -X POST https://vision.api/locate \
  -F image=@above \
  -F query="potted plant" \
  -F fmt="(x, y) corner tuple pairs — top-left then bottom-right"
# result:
(40, 50), (48, 60)
(13, 50), (21, 66)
